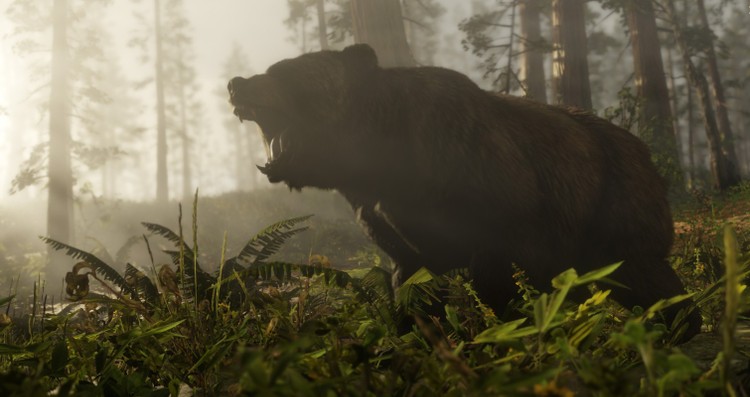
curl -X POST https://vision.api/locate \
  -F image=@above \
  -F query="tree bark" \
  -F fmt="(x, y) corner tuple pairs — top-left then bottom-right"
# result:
(519, 0), (546, 102)
(665, 45), (684, 182)
(684, 0), (695, 188)
(350, 0), (415, 67)
(696, 0), (741, 183)
(687, 84), (695, 187)
(316, 0), (329, 50)
(503, 1), (517, 94)
(155, 0), (168, 202)
(627, 0), (682, 188)
(48, 0), (74, 251)
(666, 0), (739, 190)
(177, 61), (191, 201)
(551, 0), (592, 109)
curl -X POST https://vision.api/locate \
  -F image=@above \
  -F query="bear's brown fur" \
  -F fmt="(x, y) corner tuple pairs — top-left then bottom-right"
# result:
(228, 44), (700, 340)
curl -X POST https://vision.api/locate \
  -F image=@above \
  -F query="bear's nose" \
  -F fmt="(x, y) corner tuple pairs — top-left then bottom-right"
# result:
(227, 77), (245, 96)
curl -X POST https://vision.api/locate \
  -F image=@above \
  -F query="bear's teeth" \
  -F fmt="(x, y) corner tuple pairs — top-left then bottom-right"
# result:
(263, 138), (272, 162)
(271, 136), (282, 160)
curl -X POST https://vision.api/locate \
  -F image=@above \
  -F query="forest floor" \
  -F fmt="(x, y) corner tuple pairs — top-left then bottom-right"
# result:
(675, 202), (750, 235)
(671, 188), (750, 373)
(3, 188), (750, 394)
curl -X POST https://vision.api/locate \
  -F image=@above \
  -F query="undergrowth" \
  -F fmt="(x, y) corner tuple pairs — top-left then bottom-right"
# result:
(1, 196), (749, 396)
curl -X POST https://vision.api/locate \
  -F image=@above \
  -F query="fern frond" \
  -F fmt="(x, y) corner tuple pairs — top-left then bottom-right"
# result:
(41, 236), (137, 298)
(142, 222), (196, 256)
(354, 267), (397, 329)
(241, 261), (352, 287)
(359, 266), (394, 305)
(125, 263), (159, 305)
(233, 215), (313, 265)
(396, 267), (440, 316)
(163, 249), (197, 267)
(163, 250), (216, 301)
(214, 259), (247, 304)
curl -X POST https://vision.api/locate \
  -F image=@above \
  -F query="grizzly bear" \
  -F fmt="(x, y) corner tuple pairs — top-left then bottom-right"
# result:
(228, 44), (701, 340)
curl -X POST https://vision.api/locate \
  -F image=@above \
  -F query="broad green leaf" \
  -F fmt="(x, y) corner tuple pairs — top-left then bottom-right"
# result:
(574, 262), (622, 286)
(551, 268), (578, 289)
(140, 319), (185, 338)
(473, 318), (536, 343)
(402, 267), (435, 285)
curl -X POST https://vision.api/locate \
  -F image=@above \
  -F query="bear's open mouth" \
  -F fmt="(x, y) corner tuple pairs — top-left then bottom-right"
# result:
(228, 75), (295, 182)
(232, 103), (291, 180)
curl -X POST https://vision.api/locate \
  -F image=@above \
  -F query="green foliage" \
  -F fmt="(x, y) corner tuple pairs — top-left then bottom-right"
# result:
(459, 3), (545, 92)
(4, 202), (750, 394)
(603, 86), (683, 190)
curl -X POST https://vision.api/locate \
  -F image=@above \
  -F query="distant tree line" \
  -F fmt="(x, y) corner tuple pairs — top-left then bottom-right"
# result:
(286, 0), (749, 192)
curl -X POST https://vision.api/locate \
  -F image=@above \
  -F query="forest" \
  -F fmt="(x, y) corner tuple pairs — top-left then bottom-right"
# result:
(1, 0), (750, 395)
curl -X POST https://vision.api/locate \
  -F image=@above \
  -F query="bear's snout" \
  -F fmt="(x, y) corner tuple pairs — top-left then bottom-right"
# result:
(227, 77), (246, 99)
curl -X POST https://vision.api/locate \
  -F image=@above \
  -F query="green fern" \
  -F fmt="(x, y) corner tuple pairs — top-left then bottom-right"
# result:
(232, 215), (313, 266)
(142, 222), (197, 259)
(354, 267), (397, 329)
(41, 236), (138, 298)
(239, 261), (352, 287)
(162, 249), (216, 301)
(142, 222), (215, 301)
(125, 263), (160, 306)
(396, 267), (441, 316)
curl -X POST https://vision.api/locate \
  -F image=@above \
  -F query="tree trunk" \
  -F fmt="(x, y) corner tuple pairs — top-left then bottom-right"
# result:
(180, 131), (190, 200)
(687, 85), (695, 187)
(177, 64), (191, 201)
(502, 2), (517, 94)
(154, 0), (169, 202)
(401, 0), (418, 57)
(666, 0), (739, 190)
(696, 0), (741, 183)
(316, 0), (329, 50)
(519, 0), (546, 102)
(684, 0), (695, 188)
(350, 0), (415, 67)
(627, 0), (682, 189)
(551, 0), (592, 109)
(731, 57), (748, 175)
(665, 46), (684, 182)
(48, 0), (74, 253)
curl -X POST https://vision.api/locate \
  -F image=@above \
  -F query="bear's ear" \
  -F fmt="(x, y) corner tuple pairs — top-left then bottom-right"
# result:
(341, 44), (378, 73)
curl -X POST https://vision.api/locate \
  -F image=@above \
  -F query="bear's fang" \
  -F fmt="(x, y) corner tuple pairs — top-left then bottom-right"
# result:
(271, 136), (282, 161)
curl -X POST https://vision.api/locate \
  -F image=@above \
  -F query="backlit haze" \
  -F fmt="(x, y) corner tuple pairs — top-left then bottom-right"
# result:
(0, 0), (476, 202)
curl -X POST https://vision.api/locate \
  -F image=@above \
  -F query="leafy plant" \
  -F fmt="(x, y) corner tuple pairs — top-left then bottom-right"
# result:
(2, 197), (750, 395)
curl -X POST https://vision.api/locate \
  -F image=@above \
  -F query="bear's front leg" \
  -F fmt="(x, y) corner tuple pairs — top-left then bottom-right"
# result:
(341, 191), (423, 288)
